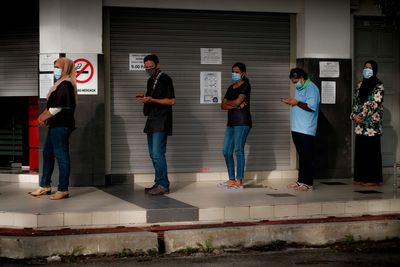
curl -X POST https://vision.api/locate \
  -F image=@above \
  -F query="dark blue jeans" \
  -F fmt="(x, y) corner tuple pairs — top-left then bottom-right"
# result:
(291, 131), (316, 186)
(147, 132), (169, 190)
(40, 127), (72, 192)
(222, 126), (251, 180)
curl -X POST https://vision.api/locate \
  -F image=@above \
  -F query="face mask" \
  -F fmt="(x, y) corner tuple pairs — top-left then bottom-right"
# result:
(54, 68), (62, 80)
(232, 72), (241, 82)
(295, 81), (303, 89)
(146, 68), (157, 77)
(362, 68), (373, 79)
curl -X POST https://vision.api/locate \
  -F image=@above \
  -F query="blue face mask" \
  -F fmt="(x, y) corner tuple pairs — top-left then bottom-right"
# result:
(362, 68), (373, 79)
(295, 81), (303, 89)
(54, 68), (62, 80)
(232, 72), (241, 82)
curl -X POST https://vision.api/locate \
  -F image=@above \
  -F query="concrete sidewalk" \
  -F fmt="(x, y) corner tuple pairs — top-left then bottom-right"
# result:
(0, 174), (399, 258)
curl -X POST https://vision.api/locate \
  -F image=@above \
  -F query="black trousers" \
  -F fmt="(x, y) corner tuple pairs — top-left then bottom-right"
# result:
(354, 134), (383, 183)
(292, 131), (316, 186)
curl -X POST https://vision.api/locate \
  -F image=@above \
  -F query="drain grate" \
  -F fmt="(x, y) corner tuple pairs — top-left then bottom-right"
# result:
(354, 190), (382, 194)
(266, 193), (296, 197)
(321, 182), (348, 185)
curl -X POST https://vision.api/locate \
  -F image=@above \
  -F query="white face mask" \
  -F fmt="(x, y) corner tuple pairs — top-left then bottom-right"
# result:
(54, 68), (62, 80)
(362, 68), (373, 79)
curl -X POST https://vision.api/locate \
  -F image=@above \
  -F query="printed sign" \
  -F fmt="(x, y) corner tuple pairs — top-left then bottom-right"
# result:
(67, 53), (98, 95)
(129, 53), (149, 71)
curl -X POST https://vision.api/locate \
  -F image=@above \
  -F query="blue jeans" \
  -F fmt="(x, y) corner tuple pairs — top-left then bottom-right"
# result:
(147, 132), (169, 190)
(222, 126), (251, 180)
(40, 127), (72, 192)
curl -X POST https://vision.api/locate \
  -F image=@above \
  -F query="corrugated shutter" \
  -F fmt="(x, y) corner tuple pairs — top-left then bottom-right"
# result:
(110, 8), (291, 174)
(0, 3), (39, 97)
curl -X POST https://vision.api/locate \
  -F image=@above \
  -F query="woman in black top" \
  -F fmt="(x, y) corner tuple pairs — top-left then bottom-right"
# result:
(29, 57), (77, 200)
(221, 62), (252, 190)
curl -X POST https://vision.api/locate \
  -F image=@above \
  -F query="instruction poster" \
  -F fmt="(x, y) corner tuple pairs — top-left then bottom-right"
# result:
(200, 71), (221, 103)
(201, 48), (222, 64)
(321, 81), (336, 104)
(319, 61), (340, 78)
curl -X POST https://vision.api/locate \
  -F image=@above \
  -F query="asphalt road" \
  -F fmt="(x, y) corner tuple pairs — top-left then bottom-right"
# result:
(1, 241), (400, 267)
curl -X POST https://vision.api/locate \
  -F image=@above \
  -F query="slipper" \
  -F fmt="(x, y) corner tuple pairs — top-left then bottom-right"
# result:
(218, 180), (236, 187)
(294, 183), (313, 191)
(287, 182), (300, 189)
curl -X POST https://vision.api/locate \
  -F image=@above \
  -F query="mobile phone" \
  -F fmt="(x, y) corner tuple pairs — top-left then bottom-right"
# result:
(136, 95), (144, 98)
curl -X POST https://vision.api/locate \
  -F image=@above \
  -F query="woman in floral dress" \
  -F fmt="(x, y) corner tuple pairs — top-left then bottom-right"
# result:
(350, 60), (384, 186)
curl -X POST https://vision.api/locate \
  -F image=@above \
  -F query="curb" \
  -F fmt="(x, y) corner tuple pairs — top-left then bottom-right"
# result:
(0, 232), (158, 259)
(164, 219), (400, 254)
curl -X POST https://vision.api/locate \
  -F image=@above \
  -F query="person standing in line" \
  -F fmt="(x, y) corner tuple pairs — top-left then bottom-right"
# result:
(221, 62), (252, 190)
(350, 60), (384, 187)
(136, 54), (176, 196)
(29, 57), (77, 200)
(282, 68), (320, 191)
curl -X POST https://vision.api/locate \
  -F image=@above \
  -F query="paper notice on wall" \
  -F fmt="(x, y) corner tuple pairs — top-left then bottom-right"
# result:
(321, 81), (336, 104)
(319, 61), (340, 78)
(201, 48), (222, 64)
(39, 53), (59, 72)
(129, 53), (149, 71)
(39, 73), (54, 99)
(200, 71), (221, 103)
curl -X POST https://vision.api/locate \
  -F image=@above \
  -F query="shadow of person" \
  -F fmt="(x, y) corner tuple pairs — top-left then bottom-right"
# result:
(166, 97), (211, 192)
(71, 103), (106, 187)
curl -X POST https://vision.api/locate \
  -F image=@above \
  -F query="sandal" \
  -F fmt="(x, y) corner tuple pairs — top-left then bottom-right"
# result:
(218, 179), (236, 187)
(29, 187), (51, 197)
(294, 183), (313, 191)
(287, 182), (300, 189)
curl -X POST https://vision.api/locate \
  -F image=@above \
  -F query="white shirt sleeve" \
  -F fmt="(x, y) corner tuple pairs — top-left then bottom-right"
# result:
(49, 107), (62, 115)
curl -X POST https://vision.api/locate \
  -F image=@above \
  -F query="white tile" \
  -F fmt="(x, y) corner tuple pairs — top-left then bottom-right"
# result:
(13, 213), (37, 228)
(133, 174), (154, 183)
(281, 170), (298, 179)
(367, 199), (391, 213)
(120, 210), (146, 224)
(322, 202), (345, 215)
(92, 211), (120, 225)
(37, 213), (63, 227)
(64, 212), (92, 226)
(0, 212), (13, 226)
(199, 208), (224, 221)
(298, 203), (322, 216)
(345, 201), (368, 214)
(274, 204), (298, 218)
(244, 171), (263, 180)
(263, 171), (282, 179)
(250, 205), (274, 220)
(390, 198), (400, 212)
(174, 173), (197, 182)
(197, 172), (220, 182)
(225, 206), (249, 221)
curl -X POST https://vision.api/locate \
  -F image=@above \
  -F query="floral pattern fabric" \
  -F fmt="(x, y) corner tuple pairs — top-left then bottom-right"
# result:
(350, 82), (384, 136)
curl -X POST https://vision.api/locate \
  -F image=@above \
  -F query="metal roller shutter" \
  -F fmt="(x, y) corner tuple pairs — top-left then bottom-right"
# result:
(0, 3), (38, 97)
(110, 8), (291, 174)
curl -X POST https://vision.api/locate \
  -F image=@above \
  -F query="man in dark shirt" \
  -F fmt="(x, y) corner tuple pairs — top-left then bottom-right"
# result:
(136, 54), (176, 195)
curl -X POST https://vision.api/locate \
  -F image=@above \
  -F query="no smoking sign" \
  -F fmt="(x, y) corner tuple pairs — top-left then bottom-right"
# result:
(67, 53), (98, 95)
(75, 58), (94, 84)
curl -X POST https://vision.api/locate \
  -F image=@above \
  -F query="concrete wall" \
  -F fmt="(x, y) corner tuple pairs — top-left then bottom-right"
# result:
(40, 0), (102, 54)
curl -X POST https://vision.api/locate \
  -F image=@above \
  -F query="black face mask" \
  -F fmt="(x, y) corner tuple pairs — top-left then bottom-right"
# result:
(145, 68), (157, 77)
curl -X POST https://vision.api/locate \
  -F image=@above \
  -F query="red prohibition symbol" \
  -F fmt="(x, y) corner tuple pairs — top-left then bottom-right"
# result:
(74, 58), (94, 84)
